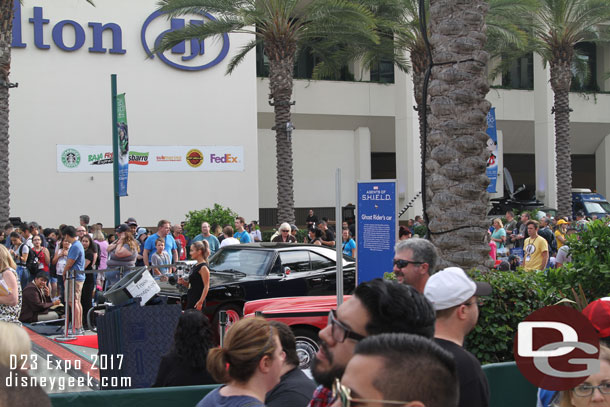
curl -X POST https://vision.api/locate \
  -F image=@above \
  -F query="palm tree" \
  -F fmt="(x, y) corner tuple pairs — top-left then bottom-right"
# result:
(0, 1), (15, 225)
(0, 0), (94, 225)
(354, 0), (528, 269)
(372, 0), (530, 158)
(425, 0), (494, 269)
(155, 0), (378, 225)
(525, 0), (610, 218)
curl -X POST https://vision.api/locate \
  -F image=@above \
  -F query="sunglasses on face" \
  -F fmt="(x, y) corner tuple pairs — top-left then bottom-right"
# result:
(328, 309), (365, 343)
(392, 259), (423, 269)
(332, 378), (415, 407)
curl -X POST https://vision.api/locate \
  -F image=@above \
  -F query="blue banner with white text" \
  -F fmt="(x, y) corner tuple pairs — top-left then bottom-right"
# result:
(486, 107), (498, 193)
(357, 181), (397, 285)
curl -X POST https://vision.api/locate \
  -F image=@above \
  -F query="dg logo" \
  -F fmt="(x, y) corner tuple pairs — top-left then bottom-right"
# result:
(514, 305), (600, 390)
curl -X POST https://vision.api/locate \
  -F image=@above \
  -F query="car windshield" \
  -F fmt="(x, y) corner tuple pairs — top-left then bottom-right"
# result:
(208, 248), (274, 276)
(584, 201), (610, 215)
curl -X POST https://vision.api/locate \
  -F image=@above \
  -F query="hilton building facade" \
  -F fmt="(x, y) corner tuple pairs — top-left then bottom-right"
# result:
(9, 0), (610, 227)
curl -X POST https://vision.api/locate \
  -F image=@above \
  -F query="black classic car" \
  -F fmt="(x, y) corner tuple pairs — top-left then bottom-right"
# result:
(157, 242), (356, 326)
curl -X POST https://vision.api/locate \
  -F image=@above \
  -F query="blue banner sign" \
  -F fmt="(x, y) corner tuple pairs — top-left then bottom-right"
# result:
(116, 94), (129, 197)
(486, 107), (498, 193)
(357, 181), (397, 285)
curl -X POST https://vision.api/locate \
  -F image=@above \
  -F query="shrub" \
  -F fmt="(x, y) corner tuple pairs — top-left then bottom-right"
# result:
(545, 219), (610, 300)
(183, 204), (238, 239)
(466, 269), (555, 364)
(262, 229), (275, 242)
(413, 225), (428, 237)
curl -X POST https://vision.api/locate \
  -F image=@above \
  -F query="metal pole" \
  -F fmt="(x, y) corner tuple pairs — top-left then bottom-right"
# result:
(111, 74), (120, 227)
(335, 168), (344, 307)
(71, 270), (76, 333)
(219, 310), (227, 347)
(56, 270), (76, 342)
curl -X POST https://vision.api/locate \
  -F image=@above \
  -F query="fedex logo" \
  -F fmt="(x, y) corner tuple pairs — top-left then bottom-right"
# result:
(210, 154), (238, 163)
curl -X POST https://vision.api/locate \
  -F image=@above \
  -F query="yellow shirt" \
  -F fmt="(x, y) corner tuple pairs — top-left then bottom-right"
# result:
(523, 236), (549, 271)
(554, 229), (566, 249)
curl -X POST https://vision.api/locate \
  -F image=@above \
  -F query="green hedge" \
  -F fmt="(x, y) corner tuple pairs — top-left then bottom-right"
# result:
(466, 269), (554, 364)
(466, 219), (610, 364)
(183, 204), (238, 239)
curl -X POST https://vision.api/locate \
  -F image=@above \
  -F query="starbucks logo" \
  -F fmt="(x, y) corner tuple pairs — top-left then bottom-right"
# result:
(61, 148), (81, 168)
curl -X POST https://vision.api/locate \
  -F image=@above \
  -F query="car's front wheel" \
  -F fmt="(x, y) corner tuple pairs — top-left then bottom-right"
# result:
(292, 327), (320, 370)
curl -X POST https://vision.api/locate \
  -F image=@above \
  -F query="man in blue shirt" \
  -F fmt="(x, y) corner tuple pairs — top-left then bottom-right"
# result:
(63, 226), (86, 335)
(234, 217), (252, 244)
(192, 222), (220, 255)
(143, 220), (178, 271)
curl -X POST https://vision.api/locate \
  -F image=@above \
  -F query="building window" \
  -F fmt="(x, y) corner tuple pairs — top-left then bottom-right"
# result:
(571, 42), (598, 92)
(371, 153), (396, 179)
(256, 42), (353, 81)
(370, 59), (395, 83)
(502, 53), (534, 89)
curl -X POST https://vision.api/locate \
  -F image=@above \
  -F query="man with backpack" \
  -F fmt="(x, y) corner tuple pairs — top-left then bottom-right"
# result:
(538, 217), (557, 258)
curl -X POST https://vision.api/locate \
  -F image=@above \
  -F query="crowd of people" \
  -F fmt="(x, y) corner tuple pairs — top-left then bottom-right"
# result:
(0, 208), (608, 407)
(487, 210), (600, 271)
(0, 215), (194, 332)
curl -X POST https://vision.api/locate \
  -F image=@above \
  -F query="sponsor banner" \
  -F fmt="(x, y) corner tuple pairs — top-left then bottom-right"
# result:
(57, 145), (244, 172)
(356, 181), (397, 285)
(116, 93), (129, 197)
(486, 107), (498, 193)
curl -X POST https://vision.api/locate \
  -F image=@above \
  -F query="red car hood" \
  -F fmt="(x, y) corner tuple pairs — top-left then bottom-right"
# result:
(243, 295), (351, 317)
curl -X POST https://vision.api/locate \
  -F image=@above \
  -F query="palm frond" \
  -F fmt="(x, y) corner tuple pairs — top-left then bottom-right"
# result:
(226, 38), (260, 74)
(153, 18), (251, 55)
(156, 0), (244, 18)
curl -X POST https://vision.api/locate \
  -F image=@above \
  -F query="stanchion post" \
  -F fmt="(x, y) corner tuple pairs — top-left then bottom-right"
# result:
(219, 310), (227, 347)
(71, 269), (76, 332)
(56, 270), (76, 342)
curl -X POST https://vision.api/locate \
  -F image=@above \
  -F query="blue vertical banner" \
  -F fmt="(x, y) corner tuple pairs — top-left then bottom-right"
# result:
(356, 181), (397, 285)
(486, 107), (498, 193)
(116, 94), (129, 197)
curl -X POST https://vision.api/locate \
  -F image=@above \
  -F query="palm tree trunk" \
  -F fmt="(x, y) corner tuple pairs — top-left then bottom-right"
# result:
(549, 58), (573, 219)
(426, 0), (493, 270)
(268, 56), (296, 225)
(410, 45), (429, 161)
(0, 1), (14, 225)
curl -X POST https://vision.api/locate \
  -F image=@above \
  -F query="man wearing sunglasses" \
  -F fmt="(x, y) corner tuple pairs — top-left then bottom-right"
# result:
(393, 238), (439, 293)
(424, 267), (492, 407)
(308, 279), (436, 407)
(333, 333), (459, 407)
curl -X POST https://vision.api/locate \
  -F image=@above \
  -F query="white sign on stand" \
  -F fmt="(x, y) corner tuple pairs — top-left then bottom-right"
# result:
(126, 271), (160, 306)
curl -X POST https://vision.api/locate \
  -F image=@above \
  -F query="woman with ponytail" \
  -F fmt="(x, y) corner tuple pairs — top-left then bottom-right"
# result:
(197, 317), (285, 407)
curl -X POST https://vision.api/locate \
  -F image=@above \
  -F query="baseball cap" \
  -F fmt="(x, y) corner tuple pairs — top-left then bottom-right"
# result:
(556, 219), (568, 226)
(125, 217), (138, 226)
(582, 298), (610, 338)
(135, 227), (148, 240)
(35, 271), (49, 281)
(115, 224), (130, 233)
(424, 267), (492, 311)
(290, 224), (298, 232)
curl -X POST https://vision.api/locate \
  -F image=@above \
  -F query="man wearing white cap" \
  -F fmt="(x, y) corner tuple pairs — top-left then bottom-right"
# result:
(424, 267), (492, 407)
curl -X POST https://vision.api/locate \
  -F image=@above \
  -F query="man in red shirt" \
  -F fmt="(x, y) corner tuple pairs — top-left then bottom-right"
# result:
(172, 225), (187, 261)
